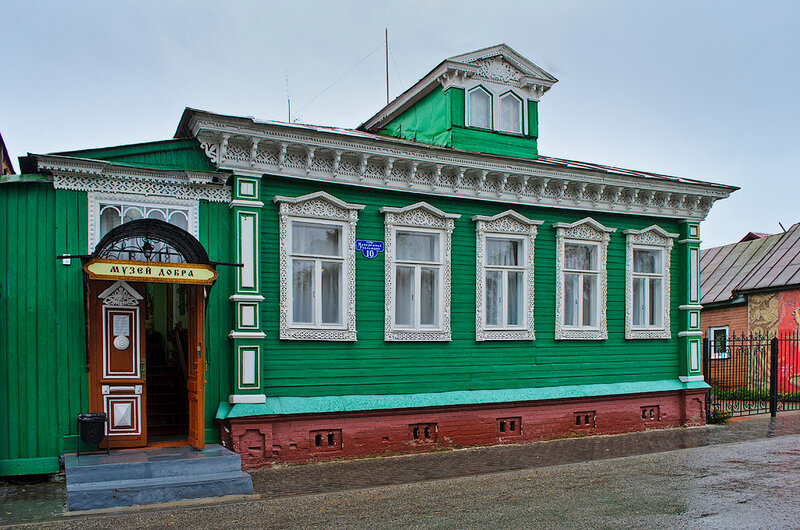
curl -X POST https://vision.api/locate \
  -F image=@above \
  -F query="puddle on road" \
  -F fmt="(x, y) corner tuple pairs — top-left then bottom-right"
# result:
(0, 475), (66, 526)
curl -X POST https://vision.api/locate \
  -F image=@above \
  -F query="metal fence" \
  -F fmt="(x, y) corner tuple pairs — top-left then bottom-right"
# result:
(704, 332), (800, 419)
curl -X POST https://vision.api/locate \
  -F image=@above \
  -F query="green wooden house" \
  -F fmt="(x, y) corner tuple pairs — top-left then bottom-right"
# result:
(0, 44), (736, 475)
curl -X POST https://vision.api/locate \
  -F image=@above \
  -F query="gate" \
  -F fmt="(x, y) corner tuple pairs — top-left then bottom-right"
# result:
(704, 332), (800, 419)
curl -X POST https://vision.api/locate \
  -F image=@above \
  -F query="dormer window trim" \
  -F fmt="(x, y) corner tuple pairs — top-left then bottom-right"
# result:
(467, 86), (493, 130)
(498, 90), (524, 135)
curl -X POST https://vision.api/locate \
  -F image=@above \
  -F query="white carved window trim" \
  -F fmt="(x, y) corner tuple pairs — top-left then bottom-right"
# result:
(274, 191), (364, 341)
(554, 218), (616, 340)
(381, 202), (460, 342)
(473, 211), (543, 341)
(88, 192), (198, 253)
(624, 225), (677, 340)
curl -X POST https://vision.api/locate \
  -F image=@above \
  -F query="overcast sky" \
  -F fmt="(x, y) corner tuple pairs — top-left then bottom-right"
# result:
(2, 1), (798, 248)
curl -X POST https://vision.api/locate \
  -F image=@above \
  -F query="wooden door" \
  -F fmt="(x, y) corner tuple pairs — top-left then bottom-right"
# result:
(88, 280), (147, 448)
(187, 285), (206, 449)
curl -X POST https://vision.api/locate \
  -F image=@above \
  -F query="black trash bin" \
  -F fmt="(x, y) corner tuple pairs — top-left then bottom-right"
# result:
(76, 412), (109, 457)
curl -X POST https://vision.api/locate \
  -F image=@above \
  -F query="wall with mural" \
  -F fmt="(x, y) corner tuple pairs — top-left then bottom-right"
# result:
(749, 289), (800, 392)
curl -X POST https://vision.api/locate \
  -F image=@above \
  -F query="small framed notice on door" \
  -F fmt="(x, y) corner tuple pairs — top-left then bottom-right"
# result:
(113, 314), (130, 337)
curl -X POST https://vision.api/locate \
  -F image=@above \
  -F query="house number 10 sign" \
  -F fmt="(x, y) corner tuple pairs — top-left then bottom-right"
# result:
(356, 240), (384, 259)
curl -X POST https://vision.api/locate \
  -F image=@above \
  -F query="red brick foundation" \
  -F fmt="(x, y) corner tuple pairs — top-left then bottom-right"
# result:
(218, 389), (707, 468)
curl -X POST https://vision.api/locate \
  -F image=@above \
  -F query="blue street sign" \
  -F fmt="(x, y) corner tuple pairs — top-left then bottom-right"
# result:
(356, 240), (384, 259)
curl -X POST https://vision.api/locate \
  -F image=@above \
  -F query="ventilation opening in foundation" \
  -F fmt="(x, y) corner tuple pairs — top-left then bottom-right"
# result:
(409, 423), (437, 443)
(574, 411), (596, 428)
(309, 429), (343, 452)
(641, 406), (661, 421)
(496, 417), (522, 436)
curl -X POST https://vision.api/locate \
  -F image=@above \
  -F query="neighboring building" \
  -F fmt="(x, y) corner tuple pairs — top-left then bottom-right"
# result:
(700, 223), (800, 387)
(0, 44), (736, 476)
(1, 132), (15, 175)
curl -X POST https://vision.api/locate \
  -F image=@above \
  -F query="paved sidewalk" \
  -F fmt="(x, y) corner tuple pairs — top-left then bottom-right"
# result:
(2, 411), (799, 526)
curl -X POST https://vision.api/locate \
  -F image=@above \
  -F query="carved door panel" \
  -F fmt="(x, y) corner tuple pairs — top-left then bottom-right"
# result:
(187, 285), (206, 450)
(88, 280), (147, 448)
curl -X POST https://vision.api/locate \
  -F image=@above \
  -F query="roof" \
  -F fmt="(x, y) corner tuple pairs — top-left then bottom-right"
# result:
(700, 223), (800, 304)
(176, 107), (738, 192)
(739, 232), (772, 242)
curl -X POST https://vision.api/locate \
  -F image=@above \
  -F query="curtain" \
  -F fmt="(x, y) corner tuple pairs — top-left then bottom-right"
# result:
(293, 222), (341, 256)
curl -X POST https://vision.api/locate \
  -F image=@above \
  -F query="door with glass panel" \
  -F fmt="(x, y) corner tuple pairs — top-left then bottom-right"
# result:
(290, 221), (345, 329)
(563, 242), (599, 329)
(484, 237), (526, 329)
(394, 230), (442, 330)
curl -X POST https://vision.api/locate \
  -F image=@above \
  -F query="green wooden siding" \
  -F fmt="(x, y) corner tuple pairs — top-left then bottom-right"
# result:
(0, 183), (234, 473)
(258, 175), (682, 398)
(378, 86), (538, 159)
(198, 200), (234, 442)
(57, 139), (217, 172)
(0, 184), (87, 475)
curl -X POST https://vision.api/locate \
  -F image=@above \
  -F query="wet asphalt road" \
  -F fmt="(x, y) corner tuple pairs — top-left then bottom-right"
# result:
(11, 433), (800, 529)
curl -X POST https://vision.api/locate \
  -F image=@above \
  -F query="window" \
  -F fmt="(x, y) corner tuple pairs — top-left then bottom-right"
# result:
(624, 226), (677, 339)
(554, 218), (616, 340)
(563, 242), (599, 328)
(498, 92), (523, 133)
(88, 192), (197, 253)
(274, 191), (365, 341)
(709, 326), (729, 359)
(473, 211), (542, 341)
(381, 202), (460, 341)
(631, 248), (663, 328)
(395, 230), (441, 329)
(468, 87), (492, 129)
(290, 221), (344, 327)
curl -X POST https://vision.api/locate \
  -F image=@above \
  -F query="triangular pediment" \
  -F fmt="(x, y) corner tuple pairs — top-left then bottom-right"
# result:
(447, 44), (558, 85)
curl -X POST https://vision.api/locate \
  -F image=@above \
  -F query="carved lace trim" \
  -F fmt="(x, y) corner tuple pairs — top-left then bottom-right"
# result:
(474, 210), (543, 342)
(276, 192), (361, 341)
(554, 218), (615, 340)
(53, 173), (230, 203)
(624, 226), (677, 340)
(189, 122), (724, 222)
(383, 203), (458, 342)
(99, 281), (142, 307)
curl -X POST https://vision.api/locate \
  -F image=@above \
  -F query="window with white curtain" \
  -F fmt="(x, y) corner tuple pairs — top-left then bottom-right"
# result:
(394, 230), (441, 329)
(554, 218), (615, 340)
(631, 248), (663, 329)
(473, 210), (541, 341)
(381, 202), (460, 342)
(275, 191), (364, 341)
(468, 87), (492, 129)
(290, 221), (344, 327)
(485, 237), (525, 328)
(562, 242), (599, 329)
(498, 92), (522, 133)
(624, 225), (676, 339)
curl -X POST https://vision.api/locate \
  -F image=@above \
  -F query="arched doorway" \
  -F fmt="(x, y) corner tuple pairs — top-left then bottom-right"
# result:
(83, 219), (217, 450)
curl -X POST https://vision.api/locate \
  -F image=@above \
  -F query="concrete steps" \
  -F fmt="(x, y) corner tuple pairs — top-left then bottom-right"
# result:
(64, 445), (253, 511)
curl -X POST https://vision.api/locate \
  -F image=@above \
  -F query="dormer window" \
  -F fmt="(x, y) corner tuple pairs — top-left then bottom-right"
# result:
(468, 87), (492, 129)
(499, 92), (523, 134)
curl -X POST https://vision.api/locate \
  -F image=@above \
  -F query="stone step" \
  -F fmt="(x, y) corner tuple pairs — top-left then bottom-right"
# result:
(66, 470), (253, 511)
(64, 445), (242, 485)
